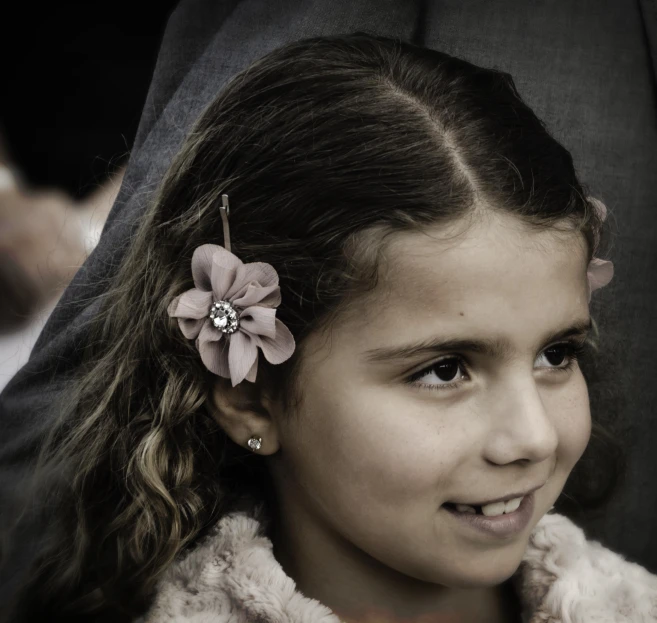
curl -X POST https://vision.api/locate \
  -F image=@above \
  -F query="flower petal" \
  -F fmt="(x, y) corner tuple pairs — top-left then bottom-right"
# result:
(244, 357), (258, 383)
(198, 335), (231, 378)
(224, 262), (279, 301)
(587, 197), (609, 252)
(168, 289), (213, 319)
(210, 258), (238, 301)
(228, 330), (259, 386)
(191, 244), (242, 291)
(253, 318), (296, 365)
(239, 306), (277, 339)
(588, 258), (614, 292)
(198, 320), (224, 343)
(232, 283), (281, 309)
(588, 197), (608, 222)
(167, 295), (180, 317)
(178, 317), (205, 340)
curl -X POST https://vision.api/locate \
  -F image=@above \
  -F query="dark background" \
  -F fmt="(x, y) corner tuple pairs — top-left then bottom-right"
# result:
(0, 3), (179, 198)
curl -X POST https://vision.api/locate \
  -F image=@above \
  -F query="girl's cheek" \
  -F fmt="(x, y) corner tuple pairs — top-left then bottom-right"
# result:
(569, 410), (592, 466)
(295, 401), (442, 498)
(554, 383), (592, 468)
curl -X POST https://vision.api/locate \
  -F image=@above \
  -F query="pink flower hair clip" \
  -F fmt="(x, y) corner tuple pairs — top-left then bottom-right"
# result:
(168, 194), (295, 386)
(586, 196), (614, 302)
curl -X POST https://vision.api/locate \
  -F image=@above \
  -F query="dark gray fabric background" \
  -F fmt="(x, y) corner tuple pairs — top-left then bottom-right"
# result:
(1, 0), (655, 606)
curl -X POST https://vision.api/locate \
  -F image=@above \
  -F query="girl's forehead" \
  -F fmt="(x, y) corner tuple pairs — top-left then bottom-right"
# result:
(382, 216), (586, 289)
(347, 217), (589, 333)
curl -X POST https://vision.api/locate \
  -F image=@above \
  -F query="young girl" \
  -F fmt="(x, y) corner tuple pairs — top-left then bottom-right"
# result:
(6, 32), (657, 622)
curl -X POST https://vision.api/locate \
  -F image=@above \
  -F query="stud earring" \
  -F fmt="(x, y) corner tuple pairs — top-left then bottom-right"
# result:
(247, 436), (262, 452)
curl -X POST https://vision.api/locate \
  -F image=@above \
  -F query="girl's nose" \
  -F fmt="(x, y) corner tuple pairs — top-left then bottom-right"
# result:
(482, 373), (559, 466)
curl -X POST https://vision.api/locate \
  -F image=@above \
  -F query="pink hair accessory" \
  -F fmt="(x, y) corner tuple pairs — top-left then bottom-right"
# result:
(586, 196), (614, 302)
(167, 195), (295, 386)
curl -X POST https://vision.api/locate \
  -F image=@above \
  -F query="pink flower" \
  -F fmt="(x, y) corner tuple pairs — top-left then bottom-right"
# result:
(586, 197), (614, 302)
(168, 244), (295, 386)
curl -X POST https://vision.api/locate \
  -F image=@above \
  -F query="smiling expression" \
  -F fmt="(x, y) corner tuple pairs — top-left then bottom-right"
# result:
(267, 210), (593, 595)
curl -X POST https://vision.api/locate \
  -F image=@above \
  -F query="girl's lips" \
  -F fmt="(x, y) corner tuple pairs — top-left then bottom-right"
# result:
(441, 492), (535, 538)
(446, 482), (544, 507)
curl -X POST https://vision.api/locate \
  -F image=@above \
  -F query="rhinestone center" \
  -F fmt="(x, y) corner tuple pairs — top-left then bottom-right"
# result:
(209, 300), (240, 334)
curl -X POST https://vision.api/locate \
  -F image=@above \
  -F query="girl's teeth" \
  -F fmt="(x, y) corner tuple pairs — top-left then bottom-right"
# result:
(503, 496), (523, 513)
(455, 504), (477, 514)
(481, 496), (523, 516)
(481, 501), (507, 516)
(451, 496), (524, 516)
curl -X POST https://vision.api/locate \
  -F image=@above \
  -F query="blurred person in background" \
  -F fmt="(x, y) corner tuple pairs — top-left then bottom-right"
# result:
(0, 150), (124, 331)
(0, 3), (177, 390)
(0, 154), (123, 392)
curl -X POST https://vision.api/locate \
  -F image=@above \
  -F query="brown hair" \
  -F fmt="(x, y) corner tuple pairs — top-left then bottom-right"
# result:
(5, 31), (621, 621)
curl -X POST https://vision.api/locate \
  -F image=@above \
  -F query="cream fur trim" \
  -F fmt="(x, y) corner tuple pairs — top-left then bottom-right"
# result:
(143, 511), (657, 622)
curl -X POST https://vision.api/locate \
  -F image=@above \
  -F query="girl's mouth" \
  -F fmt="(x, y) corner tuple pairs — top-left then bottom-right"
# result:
(441, 493), (535, 538)
(442, 495), (523, 517)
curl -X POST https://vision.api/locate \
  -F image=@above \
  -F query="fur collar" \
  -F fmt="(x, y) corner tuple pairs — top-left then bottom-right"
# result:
(143, 510), (657, 622)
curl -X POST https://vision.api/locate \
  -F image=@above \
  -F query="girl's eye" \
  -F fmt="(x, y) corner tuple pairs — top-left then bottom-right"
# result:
(406, 341), (586, 392)
(536, 343), (585, 369)
(407, 357), (468, 391)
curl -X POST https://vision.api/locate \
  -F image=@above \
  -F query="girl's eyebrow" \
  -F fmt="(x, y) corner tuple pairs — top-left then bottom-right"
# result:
(362, 318), (593, 364)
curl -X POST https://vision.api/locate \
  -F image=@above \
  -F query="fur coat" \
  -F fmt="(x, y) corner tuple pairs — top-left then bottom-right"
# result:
(142, 509), (657, 623)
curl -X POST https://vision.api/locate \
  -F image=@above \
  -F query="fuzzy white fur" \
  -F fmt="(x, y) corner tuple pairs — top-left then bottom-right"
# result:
(142, 510), (657, 622)
(514, 513), (657, 622)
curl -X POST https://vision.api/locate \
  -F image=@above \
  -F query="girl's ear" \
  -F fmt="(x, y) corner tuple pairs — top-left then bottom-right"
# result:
(209, 377), (281, 455)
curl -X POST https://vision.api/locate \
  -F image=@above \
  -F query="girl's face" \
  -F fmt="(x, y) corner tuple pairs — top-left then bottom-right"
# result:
(268, 211), (592, 597)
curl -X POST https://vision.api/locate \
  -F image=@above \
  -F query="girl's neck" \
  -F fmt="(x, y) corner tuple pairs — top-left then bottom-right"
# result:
(269, 508), (523, 623)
